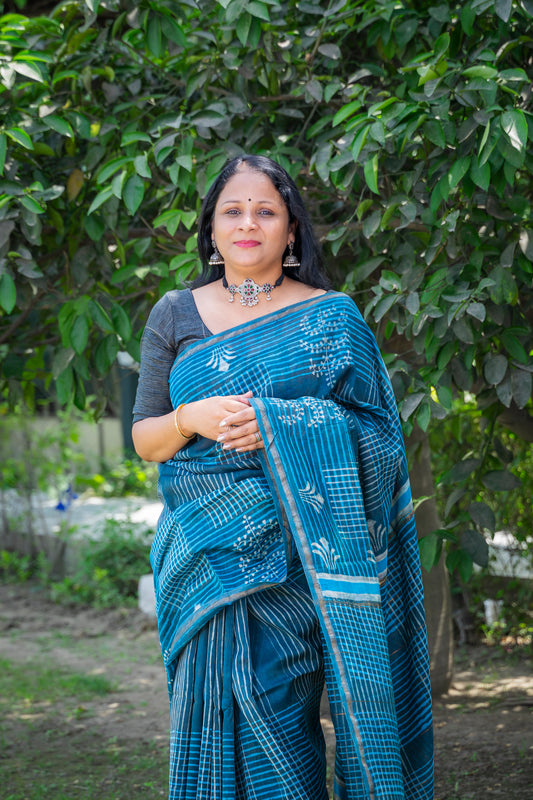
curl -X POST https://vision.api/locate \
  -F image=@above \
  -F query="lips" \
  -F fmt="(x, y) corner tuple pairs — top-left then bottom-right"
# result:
(234, 240), (260, 248)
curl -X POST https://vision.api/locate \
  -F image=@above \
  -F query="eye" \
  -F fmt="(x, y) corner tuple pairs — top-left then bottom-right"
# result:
(224, 208), (240, 215)
(258, 209), (274, 216)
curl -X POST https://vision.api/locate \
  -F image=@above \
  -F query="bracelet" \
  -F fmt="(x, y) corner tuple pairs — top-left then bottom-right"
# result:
(174, 404), (194, 439)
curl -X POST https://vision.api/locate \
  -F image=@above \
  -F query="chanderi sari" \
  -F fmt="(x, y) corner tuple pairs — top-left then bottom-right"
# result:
(152, 291), (434, 800)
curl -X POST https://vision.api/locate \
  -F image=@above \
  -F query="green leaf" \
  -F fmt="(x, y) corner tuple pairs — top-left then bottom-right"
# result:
(496, 374), (513, 407)
(484, 353), (508, 384)
(494, 0), (512, 21)
(511, 369), (532, 409)
(416, 401), (431, 432)
(423, 120), (445, 149)
(43, 115), (74, 138)
(348, 257), (383, 286)
(362, 210), (381, 239)
(446, 549), (473, 583)
(87, 185), (114, 214)
(333, 100), (362, 127)
(153, 209), (182, 235)
(500, 331), (528, 364)
(0, 272), (16, 313)
(160, 16), (186, 47)
(519, 229), (533, 262)
(500, 109), (528, 153)
(12, 60), (45, 83)
(235, 13), (251, 45)
(94, 335), (119, 375)
(468, 502), (495, 533)
(247, 2), (270, 21)
(400, 392), (425, 421)
(70, 315), (89, 356)
(462, 65), (498, 79)
(449, 157), (470, 190)
(0, 133), (6, 176)
(447, 457), (481, 483)
(445, 487), (466, 517)
(466, 302), (486, 322)
(481, 470), (521, 491)
(418, 533), (441, 572)
(351, 125), (370, 163)
(121, 131), (152, 147)
(470, 158), (490, 191)
(134, 153), (151, 179)
(373, 293), (396, 323)
(111, 303), (132, 342)
(97, 157), (133, 184)
(84, 214), (105, 242)
(318, 43), (341, 60)
(6, 128), (33, 150)
(363, 153), (379, 194)
(460, 529), (489, 568)
(146, 16), (163, 58)
(88, 299), (113, 333)
(56, 367), (74, 406)
(20, 195), (45, 213)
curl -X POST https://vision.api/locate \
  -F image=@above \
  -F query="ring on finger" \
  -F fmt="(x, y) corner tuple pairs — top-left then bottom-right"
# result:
(254, 431), (261, 443)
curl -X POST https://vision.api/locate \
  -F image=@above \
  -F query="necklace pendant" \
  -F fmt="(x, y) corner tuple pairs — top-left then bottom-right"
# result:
(238, 277), (260, 307)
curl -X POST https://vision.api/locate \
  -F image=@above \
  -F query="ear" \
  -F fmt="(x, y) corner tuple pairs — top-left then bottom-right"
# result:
(288, 220), (297, 240)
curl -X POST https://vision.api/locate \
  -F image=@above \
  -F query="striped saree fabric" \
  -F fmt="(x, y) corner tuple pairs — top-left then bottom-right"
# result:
(153, 291), (434, 799)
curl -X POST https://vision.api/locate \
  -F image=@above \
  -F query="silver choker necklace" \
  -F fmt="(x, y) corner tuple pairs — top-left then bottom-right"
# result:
(222, 274), (284, 307)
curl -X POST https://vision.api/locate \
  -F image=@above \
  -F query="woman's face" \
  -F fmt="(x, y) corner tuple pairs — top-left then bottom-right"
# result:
(211, 167), (294, 276)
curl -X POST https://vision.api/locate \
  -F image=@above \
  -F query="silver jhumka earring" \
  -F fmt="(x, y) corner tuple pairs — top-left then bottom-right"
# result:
(209, 240), (224, 266)
(282, 241), (300, 268)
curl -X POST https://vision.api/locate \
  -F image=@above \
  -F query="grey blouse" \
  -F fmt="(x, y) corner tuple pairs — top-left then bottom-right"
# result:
(132, 289), (211, 422)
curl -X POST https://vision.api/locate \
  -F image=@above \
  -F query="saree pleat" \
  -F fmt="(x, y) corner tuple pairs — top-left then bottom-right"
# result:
(169, 555), (327, 800)
(154, 292), (434, 799)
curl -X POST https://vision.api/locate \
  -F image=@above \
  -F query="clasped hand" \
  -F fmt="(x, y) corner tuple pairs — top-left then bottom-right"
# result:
(180, 391), (264, 452)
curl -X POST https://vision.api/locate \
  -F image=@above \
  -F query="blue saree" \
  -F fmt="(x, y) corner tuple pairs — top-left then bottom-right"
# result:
(152, 291), (434, 800)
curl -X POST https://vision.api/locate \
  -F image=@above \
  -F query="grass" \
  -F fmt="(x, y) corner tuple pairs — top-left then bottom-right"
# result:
(0, 658), (115, 702)
(0, 657), (168, 799)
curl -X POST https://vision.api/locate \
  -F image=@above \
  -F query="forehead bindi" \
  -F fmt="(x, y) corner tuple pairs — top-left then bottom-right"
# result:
(217, 170), (284, 208)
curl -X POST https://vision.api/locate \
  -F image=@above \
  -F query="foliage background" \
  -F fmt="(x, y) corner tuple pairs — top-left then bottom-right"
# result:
(0, 0), (532, 601)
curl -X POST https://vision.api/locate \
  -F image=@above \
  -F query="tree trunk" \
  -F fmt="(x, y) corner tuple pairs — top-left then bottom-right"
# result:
(407, 425), (454, 698)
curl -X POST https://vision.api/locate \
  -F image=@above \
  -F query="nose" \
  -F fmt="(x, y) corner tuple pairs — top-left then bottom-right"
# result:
(238, 209), (257, 229)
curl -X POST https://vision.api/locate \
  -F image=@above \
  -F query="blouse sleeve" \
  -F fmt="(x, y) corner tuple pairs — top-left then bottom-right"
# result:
(132, 294), (176, 422)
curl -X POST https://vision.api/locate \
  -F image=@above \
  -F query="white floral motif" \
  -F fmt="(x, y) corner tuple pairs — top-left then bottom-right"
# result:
(206, 346), (237, 373)
(277, 397), (345, 427)
(298, 481), (325, 513)
(299, 308), (351, 388)
(311, 537), (341, 573)
(234, 514), (282, 585)
(367, 519), (388, 554)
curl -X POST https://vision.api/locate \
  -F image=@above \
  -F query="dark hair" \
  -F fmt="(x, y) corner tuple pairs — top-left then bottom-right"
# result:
(193, 154), (329, 289)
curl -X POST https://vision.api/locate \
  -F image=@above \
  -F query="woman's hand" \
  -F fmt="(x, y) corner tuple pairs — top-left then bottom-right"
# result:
(180, 391), (264, 452)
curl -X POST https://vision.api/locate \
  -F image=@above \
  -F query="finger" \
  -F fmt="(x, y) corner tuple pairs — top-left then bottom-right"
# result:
(221, 430), (263, 451)
(236, 390), (253, 403)
(219, 420), (257, 442)
(235, 433), (264, 452)
(221, 407), (256, 428)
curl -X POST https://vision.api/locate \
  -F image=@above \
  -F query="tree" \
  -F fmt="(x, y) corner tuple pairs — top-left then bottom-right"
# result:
(1, 0), (532, 688)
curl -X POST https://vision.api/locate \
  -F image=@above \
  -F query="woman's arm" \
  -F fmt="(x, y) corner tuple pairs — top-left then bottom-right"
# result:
(133, 392), (265, 463)
(132, 407), (193, 463)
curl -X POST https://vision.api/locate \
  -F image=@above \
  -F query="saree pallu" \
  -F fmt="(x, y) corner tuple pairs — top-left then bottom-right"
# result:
(152, 291), (434, 800)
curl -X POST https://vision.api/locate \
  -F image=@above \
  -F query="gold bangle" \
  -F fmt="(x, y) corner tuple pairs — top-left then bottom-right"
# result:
(174, 404), (194, 439)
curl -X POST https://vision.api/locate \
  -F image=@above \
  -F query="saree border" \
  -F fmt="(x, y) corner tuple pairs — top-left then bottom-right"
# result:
(253, 398), (376, 800)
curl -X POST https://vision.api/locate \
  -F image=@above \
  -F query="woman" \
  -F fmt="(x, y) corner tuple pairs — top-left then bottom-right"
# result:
(132, 155), (434, 800)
